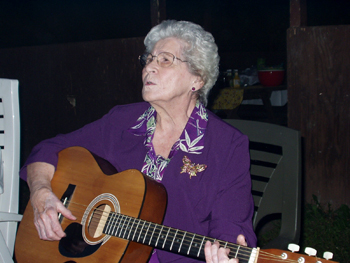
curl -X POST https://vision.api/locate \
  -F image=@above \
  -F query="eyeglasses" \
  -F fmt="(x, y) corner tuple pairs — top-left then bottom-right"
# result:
(138, 52), (188, 68)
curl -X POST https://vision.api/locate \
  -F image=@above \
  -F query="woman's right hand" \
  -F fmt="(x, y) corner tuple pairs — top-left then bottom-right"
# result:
(27, 162), (76, 241)
(30, 187), (76, 240)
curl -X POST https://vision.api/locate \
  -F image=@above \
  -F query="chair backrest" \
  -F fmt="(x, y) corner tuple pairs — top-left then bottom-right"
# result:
(224, 119), (301, 249)
(0, 78), (20, 256)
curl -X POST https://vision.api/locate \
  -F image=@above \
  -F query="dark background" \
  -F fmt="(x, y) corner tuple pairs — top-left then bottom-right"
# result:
(1, 0), (349, 95)
(1, 0), (349, 50)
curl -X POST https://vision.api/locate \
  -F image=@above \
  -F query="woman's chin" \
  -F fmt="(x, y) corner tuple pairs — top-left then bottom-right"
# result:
(142, 88), (161, 102)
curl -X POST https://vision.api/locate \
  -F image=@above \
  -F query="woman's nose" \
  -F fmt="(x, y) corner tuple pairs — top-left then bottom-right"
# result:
(144, 58), (158, 73)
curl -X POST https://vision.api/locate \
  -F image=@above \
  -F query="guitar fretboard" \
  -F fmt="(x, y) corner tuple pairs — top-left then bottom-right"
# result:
(103, 212), (257, 262)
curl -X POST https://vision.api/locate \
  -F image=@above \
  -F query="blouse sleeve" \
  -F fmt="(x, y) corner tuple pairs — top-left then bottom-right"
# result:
(19, 106), (121, 181)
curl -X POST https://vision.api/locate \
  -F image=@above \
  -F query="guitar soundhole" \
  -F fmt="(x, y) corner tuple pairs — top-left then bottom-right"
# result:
(59, 223), (102, 258)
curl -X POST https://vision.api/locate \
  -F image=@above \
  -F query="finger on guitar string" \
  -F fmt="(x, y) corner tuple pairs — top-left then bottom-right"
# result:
(205, 240), (239, 263)
(56, 199), (77, 221)
(236, 235), (247, 246)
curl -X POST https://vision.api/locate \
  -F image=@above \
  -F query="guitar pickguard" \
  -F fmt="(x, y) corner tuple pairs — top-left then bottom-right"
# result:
(59, 222), (102, 258)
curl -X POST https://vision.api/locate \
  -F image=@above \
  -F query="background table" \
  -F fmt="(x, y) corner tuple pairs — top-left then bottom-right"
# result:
(211, 85), (287, 120)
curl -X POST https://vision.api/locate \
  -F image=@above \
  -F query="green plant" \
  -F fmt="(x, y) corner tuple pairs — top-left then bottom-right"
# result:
(302, 195), (350, 262)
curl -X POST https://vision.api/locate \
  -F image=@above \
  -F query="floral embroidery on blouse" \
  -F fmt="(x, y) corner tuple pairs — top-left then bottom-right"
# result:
(128, 101), (208, 182)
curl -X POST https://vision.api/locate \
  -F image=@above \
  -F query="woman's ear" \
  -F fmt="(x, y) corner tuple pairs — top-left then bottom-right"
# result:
(193, 76), (204, 89)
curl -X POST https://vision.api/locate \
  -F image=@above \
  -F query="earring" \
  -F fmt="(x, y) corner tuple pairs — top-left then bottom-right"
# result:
(192, 87), (196, 91)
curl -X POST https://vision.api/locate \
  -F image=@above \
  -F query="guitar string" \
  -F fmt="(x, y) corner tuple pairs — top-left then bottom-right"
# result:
(66, 202), (289, 263)
(65, 202), (299, 262)
(66, 200), (248, 254)
(107, 217), (253, 261)
(64, 201), (293, 262)
(65, 201), (253, 258)
(64, 201), (254, 260)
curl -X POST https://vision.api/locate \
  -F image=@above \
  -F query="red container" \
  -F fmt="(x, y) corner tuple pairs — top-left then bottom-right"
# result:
(258, 69), (285, 86)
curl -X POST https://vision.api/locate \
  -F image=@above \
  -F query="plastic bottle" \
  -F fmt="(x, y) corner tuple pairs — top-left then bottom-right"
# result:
(233, 69), (240, 88)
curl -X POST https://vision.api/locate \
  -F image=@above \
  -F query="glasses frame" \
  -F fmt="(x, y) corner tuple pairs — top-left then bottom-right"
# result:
(138, 52), (188, 68)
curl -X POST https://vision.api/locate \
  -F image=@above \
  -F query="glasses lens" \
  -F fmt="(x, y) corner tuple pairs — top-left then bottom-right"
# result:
(158, 52), (174, 67)
(139, 52), (176, 68)
(140, 53), (153, 67)
(139, 53), (148, 67)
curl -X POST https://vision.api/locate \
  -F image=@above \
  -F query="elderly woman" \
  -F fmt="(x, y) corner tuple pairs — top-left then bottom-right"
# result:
(21, 20), (256, 262)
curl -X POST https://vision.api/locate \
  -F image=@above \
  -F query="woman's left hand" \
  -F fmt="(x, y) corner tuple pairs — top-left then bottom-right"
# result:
(204, 234), (247, 263)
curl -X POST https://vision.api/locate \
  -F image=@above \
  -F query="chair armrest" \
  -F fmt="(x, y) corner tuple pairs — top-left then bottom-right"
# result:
(0, 212), (23, 222)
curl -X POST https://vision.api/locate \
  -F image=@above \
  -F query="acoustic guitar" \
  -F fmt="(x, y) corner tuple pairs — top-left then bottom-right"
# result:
(15, 147), (337, 263)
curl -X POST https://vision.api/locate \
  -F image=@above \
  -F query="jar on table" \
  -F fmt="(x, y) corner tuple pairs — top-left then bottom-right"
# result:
(233, 69), (240, 88)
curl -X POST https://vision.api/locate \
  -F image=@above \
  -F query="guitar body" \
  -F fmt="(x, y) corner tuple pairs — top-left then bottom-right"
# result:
(15, 147), (167, 263)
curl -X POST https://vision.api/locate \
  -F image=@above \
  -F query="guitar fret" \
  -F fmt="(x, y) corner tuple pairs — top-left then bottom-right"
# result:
(127, 217), (136, 240)
(122, 216), (132, 239)
(110, 213), (118, 236)
(234, 245), (241, 258)
(155, 225), (164, 247)
(162, 227), (171, 249)
(137, 221), (146, 242)
(117, 214), (126, 237)
(224, 241), (228, 248)
(106, 212), (117, 235)
(132, 219), (141, 241)
(142, 222), (151, 244)
(198, 236), (206, 258)
(114, 214), (122, 236)
(149, 224), (157, 245)
(170, 229), (178, 251)
(187, 233), (195, 255)
(178, 231), (187, 253)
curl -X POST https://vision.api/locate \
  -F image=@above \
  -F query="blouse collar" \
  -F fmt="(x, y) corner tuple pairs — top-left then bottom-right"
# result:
(128, 101), (208, 155)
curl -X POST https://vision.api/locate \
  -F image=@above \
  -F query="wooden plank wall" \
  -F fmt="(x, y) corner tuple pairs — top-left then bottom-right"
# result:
(0, 37), (145, 163)
(287, 25), (350, 207)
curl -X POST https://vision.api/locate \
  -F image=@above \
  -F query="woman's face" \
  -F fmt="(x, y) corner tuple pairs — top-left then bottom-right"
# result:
(142, 37), (202, 108)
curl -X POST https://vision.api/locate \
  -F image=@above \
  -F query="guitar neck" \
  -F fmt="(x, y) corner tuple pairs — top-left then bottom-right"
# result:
(103, 211), (257, 262)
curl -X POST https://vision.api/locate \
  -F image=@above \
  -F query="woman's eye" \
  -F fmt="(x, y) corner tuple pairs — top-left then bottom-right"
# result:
(160, 57), (171, 64)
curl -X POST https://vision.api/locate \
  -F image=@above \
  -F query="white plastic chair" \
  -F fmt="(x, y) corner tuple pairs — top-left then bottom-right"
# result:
(224, 119), (301, 249)
(0, 79), (22, 263)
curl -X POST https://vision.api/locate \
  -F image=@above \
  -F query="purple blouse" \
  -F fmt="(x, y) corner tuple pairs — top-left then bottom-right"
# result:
(129, 102), (208, 262)
(20, 102), (257, 262)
